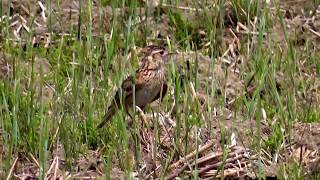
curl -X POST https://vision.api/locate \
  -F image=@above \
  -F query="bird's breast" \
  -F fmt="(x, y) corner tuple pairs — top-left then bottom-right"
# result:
(134, 70), (165, 107)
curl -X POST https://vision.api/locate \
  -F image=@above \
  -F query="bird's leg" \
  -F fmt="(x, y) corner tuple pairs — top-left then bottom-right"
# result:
(125, 107), (135, 127)
(135, 106), (150, 129)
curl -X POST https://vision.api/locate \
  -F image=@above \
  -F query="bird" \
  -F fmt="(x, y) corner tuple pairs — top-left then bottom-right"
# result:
(97, 45), (168, 128)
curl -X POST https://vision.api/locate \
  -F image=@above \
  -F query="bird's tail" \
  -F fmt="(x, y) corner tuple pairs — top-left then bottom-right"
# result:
(97, 106), (116, 128)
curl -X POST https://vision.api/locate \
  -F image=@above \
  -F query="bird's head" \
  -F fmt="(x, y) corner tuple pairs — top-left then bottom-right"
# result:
(141, 46), (168, 70)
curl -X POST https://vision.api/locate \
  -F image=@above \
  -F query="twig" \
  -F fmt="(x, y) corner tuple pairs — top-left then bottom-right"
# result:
(20, 4), (30, 15)
(22, 22), (30, 32)
(45, 157), (57, 179)
(13, 24), (22, 40)
(167, 146), (249, 178)
(202, 168), (246, 178)
(38, 1), (47, 23)
(169, 140), (215, 169)
(305, 25), (320, 38)
(162, 3), (199, 12)
(19, 15), (27, 24)
(10, 19), (20, 27)
(198, 153), (246, 176)
(165, 140), (216, 179)
(6, 157), (18, 180)
(191, 151), (224, 166)
(29, 153), (40, 168)
(53, 156), (59, 180)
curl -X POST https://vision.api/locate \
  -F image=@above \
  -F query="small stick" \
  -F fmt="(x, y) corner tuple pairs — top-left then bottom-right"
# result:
(6, 157), (18, 180)
(45, 157), (56, 178)
(305, 26), (320, 38)
(169, 140), (215, 169)
(29, 153), (40, 168)
(53, 156), (59, 180)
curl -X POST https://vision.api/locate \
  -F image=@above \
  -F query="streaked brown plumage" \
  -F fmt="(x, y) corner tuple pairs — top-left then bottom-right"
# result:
(97, 45), (168, 128)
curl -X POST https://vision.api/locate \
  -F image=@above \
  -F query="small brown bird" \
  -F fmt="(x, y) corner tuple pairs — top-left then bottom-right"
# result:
(97, 45), (168, 128)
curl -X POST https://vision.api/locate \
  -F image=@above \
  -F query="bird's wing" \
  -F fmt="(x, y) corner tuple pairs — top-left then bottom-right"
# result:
(152, 83), (167, 102)
(97, 74), (146, 128)
(112, 73), (146, 107)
